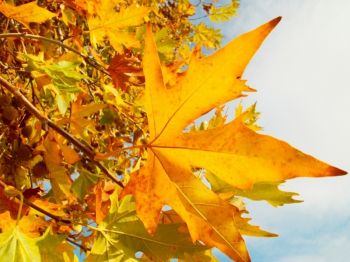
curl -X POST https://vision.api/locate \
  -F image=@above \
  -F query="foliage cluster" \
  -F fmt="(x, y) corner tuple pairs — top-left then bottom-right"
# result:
(0, 0), (346, 261)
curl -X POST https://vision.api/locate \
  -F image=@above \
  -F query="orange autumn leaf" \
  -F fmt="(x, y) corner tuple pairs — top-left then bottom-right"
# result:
(0, 211), (47, 237)
(0, 211), (15, 232)
(94, 182), (104, 223)
(108, 53), (141, 91)
(31, 198), (68, 218)
(121, 17), (346, 262)
(55, 135), (81, 165)
(87, 2), (149, 52)
(42, 131), (74, 201)
(0, 186), (21, 217)
(0, 1), (55, 28)
(85, 182), (113, 223)
(58, 98), (106, 138)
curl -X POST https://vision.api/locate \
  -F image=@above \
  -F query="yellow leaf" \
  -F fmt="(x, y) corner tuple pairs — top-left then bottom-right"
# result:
(103, 83), (126, 107)
(0, 212), (47, 237)
(88, 3), (149, 51)
(0, 186), (21, 218)
(0, 211), (16, 232)
(43, 131), (74, 201)
(31, 199), (68, 218)
(207, 171), (302, 207)
(59, 144), (81, 165)
(58, 98), (106, 138)
(122, 17), (346, 261)
(235, 103), (261, 131)
(0, 1), (55, 28)
(235, 215), (277, 238)
(122, 152), (250, 262)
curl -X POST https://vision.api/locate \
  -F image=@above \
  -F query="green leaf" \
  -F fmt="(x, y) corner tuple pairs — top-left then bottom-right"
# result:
(44, 61), (85, 93)
(193, 23), (222, 49)
(100, 108), (117, 125)
(0, 226), (41, 262)
(56, 93), (69, 115)
(37, 230), (75, 262)
(24, 54), (86, 115)
(209, 1), (239, 22)
(72, 170), (100, 200)
(24, 54), (86, 93)
(87, 194), (207, 262)
(155, 28), (177, 62)
(206, 172), (302, 207)
(14, 166), (31, 190)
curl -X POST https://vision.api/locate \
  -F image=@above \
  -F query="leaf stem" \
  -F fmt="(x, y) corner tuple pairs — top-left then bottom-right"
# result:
(16, 194), (23, 225)
(0, 76), (124, 188)
(0, 32), (110, 76)
(22, 197), (72, 224)
(66, 238), (91, 252)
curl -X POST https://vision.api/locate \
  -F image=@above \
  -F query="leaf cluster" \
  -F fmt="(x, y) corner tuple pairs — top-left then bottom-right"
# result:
(0, 0), (346, 261)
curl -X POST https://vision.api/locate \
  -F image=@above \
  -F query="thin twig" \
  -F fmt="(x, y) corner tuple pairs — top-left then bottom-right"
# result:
(66, 238), (91, 252)
(189, 14), (209, 21)
(0, 76), (124, 188)
(0, 179), (72, 224)
(22, 198), (72, 224)
(0, 180), (90, 253)
(0, 32), (110, 76)
(16, 194), (23, 225)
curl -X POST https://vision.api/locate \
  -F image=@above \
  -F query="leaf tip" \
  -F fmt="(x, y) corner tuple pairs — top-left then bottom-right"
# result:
(328, 166), (347, 176)
(267, 16), (282, 30)
(274, 16), (282, 24)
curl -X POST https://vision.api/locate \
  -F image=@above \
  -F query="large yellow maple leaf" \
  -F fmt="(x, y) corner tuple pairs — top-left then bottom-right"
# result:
(87, 2), (149, 52)
(0, 1), (55, 28)
(122, 17), (346, 261)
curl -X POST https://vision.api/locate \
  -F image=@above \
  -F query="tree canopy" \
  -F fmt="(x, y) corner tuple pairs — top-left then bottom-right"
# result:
(0, 0), (346, 261)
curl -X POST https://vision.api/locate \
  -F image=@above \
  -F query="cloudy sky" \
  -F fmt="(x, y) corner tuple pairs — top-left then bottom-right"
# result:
(213, 0), (350, 261)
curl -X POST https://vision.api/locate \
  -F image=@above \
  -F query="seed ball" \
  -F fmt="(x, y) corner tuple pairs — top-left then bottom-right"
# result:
(21, 125), (32, 138)
(2, 105), (18, 122)
(12, 97), (23, 108)
(0, 95), (11, 106)
(16, 144), (32, 161)
(32, 161), (49, 178)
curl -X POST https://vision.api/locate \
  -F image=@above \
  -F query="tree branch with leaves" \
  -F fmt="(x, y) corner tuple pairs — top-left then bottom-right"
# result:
(0, 0), (346, 261)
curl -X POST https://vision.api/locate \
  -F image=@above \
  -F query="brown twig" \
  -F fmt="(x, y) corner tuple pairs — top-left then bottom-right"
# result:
(22, 198), (72, 224)
(0, 179), (72, 224)
(66, 238), (91, 252)
(0, 76), (124, 188)
(0, 32), (110, 76)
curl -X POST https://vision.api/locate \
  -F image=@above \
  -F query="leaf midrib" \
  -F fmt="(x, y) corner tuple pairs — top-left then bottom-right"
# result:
(152, 150), (246, 262)
(102, 227), (196, 249)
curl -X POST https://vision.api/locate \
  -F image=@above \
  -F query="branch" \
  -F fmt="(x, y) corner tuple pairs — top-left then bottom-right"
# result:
(0, 180), (90, 253)
(0, 76), (124, 188)
(22, 197), (72, 224)
(66, 238), (91, 252)
(0, 32), (110, 76)
(0, 180), (71, 224)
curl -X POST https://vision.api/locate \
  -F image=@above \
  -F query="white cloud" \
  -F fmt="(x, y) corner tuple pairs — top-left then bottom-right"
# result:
(276, 234), (350, 262)
(217, 0), (350, 260)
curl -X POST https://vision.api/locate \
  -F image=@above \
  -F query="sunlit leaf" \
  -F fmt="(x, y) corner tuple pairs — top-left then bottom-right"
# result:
(87, 194), (207, 262)
(0, 226), (41, 262)
(122, 18), (346, 261)
(37, 229), (75, 262)
(88, 3), (149, 52)
(0, 1), (55, 28)
(208, 1), (239, 22)
(72, 170), (99, 200)
(207, 171), (302, 207)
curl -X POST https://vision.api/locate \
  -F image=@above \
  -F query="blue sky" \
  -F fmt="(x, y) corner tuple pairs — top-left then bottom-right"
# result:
(213, 0), (350, 261)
